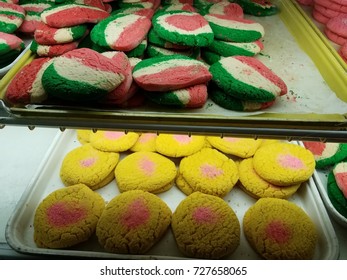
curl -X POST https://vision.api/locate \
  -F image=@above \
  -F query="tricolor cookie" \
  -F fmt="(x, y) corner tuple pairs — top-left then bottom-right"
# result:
(145, 84), (207, 108)
(132, 54), (212, 91)
(204, 14), (265, 42)
(327, 170), (347, 218)
(148, 28), (191, 50)
(152, 10), (214, 47)
(303, 142), (347, 169)
(5, 57), (52, 105)
(30, 39), (80, 57)
(125, 38), (147, 58)
(146, 44), (200, 58)
(209, 56), (287, 102)
(66, 0), (106, 10)
(34, 22), (88, 45)
(90, 13), (151, 51)
(160, 3), (196, 12)
(200, 49), (222, 64)
(0, 31), (24, 55)
(41, 48), (125, 102)
(199, 2), (243, 18)
(235, 0), (279, 16)
(111, 5), (155, 19)
(41, 4), (109, 28)
(208, 39), (264, 57)
(0, 2), (25, 33)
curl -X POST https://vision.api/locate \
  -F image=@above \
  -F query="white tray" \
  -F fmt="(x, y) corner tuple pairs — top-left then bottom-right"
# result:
(312, 168), (347, 228)
(5, 130), (339, 259)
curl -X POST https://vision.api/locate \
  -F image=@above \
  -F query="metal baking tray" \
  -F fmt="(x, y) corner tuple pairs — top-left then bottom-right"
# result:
(5, 129), (339, 259)
(0, 0), (346, 141)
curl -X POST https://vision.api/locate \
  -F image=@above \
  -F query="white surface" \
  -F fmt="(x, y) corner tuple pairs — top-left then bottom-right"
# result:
(0, 127), (342, 260)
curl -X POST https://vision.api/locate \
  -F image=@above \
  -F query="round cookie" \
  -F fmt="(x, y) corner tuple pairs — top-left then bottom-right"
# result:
(204, 14), (265, 42)
(333, 161), (347, 198)
(90, 13), (151, 52)
(312, 8), (330, 24)
(0, 2), (25, 33)
(89, 130), (139, 152)
(132, 54), (212, 92)
(42, 48), (125, 102)
(327, 169), (347, 218)
(96, 190), (172, 254)
(209, 56), (288, 102)
(111, 5), (155, 19)
(40, 4), (109, 28)
(33, 183), (105, 249)
(146, 44), (200, 59)
(325, 14), (347, 45)
(5, 57), (52, 105)
(114, 151), (177, 193)
(125, 38), (148, 58)
(171, 191), (240, 259)
(207, 39), (264, 57)
(302, 142), (347, 169)
(0, 31), (24, 55)
(130, 133), (157, 152)
(76, 129), (91, 144)
(160, 3), (196, 12)
(325, 27), (347, 45)
(315, 0), (347, 13)
(252, 142), (316, 186)
(176, 147), (239, 197)
(34, 22), (88, 45)
(60, 143), (120, 190)
(206, 136), (263, 158)
(147, 28), (191, 50)
(236, 0), (279, 17)
(151, 10), (214, 47)
(145, 84), (208, 108)
(198, 2), (243, 18)
(314, 3), (346, 19)
(155, 133), (206, 157)
(238, 158), (302, 199)
(243, 197), (318, 259)
(30, 39), (80, 57)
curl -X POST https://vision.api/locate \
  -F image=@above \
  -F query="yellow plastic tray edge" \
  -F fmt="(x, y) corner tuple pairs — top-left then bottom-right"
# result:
(279, 0), (347, 102)
(0, 51), (35, 100)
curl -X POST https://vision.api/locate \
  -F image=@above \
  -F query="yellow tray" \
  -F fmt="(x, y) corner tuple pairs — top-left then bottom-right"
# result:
(0, 0), (346, 141)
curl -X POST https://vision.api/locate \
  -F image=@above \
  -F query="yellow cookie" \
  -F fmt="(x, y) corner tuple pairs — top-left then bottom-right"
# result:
(238, 158), (301, 199)
(34, 184), (105, 249)
(176, 148), (239, 197)
(89, 130), (139, 152)
(172, 192), (240, 259)
(76, 129), (91, 144)
(243, 197), (318, 260)
(60, 143), (120, 190)
(155, 133), (206, 157)
(96, 190), (171, 254)
(130, 133), (157, 152)
(252, 142), (316, 186)
(206, 136), (263, 158)
(115, 151), (177, 193)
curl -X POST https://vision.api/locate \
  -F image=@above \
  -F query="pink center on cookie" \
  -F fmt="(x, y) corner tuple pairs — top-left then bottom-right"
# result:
(139, 157), (155, 175)
(173, 135), (192, 144)
(139, 133), (156, 143)
(80, 157), (96, 167)
(104, 131), (124, 140)
(277, 154), (304, 169)
(192, 206), (217, 224)
(225, 137), (239, 143)
(200, 163), (224, 178)
(265, 220), (291, 244)
(165, 14), (208, 31)
(47, 202), (87, 227)
(122, 198), (150, 229)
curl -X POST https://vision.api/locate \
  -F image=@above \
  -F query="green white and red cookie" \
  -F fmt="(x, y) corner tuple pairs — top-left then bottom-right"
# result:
(302, 142), (347, 169)
(30, 39), (81, 57)
(90, 13), (151, 51)
(65, 0), (106, 11)
(0, 0), (19, 4)
(125, 38), (147, 58)
(0, 2), (25, 33)
(41, 48), (125, 102)
(152, 10), (214, 47)
(201, 49), (222, 64)
(118, 0), (160, 10)
(327, 167), (347, 219)
(5, 57), (52, 105)
(132, 54), (212, 91)
(147, 28), (191, 50)
(204, 14), (265, 42)
(100, 51), (133, 104)
(40, 4), (109, 28)
(198, 2), (244, 18)
(209, 56), (287, 102)
(334, 161), (347, 198)
(0, 31), (24, 55)
(207, 39), (264, 57)
(160, 3), (196, 12)
(193, 0), (223, 9)
(146, 44), (200, 58)
(209, 82), (275, 111)
(234, 0), (279, 16)
(111, 5), (155, 19)
(145, 83), (208, 108)
(34, 22), (88, 45)
(17, 3), (54, 34)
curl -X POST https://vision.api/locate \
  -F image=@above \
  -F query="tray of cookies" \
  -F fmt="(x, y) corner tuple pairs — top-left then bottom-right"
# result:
(0, 0), (346, 140)
(5, 129), (339, 259)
